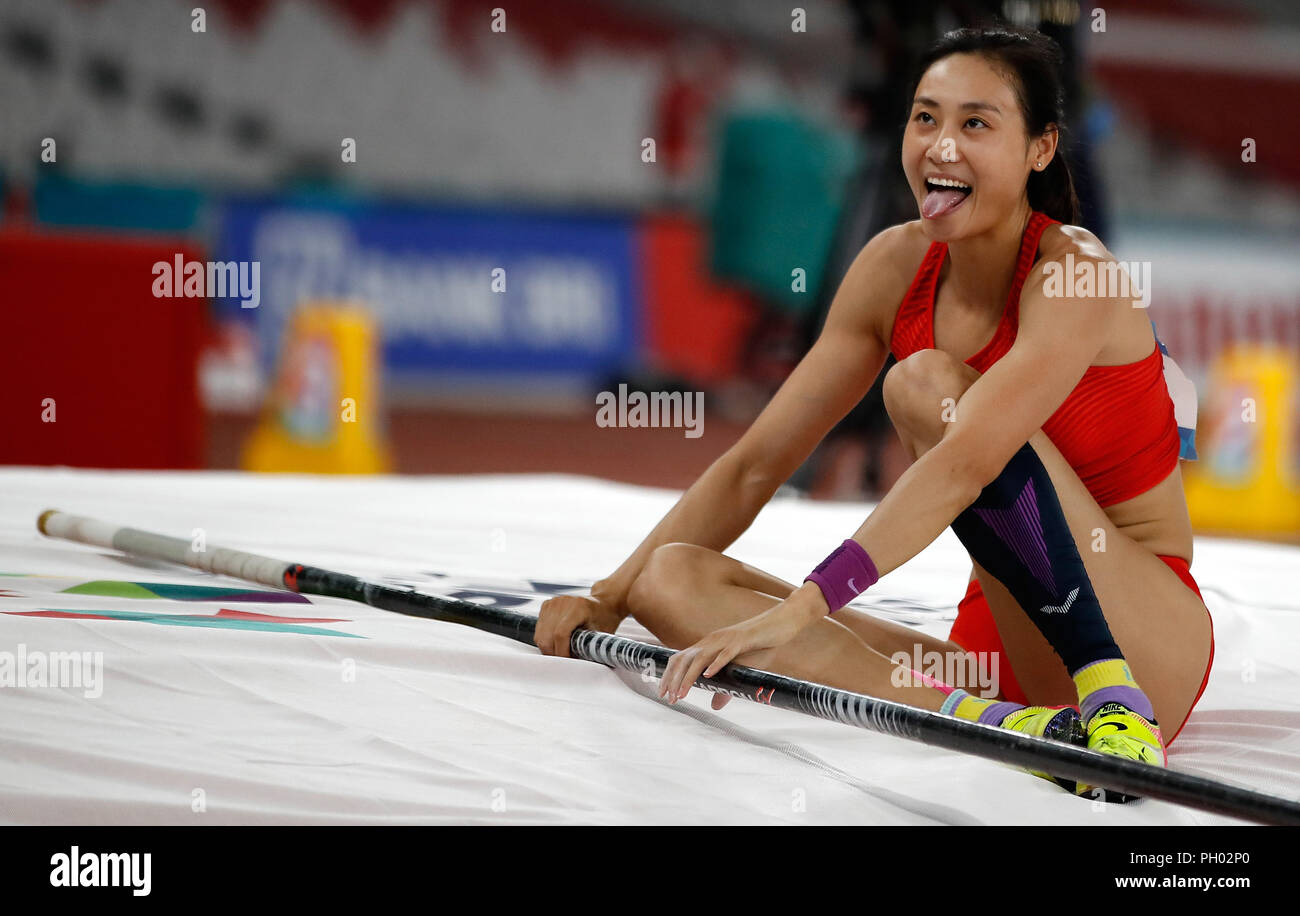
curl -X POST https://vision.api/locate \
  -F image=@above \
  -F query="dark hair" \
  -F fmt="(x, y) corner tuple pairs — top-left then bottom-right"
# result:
(907, 25), (1081, 225)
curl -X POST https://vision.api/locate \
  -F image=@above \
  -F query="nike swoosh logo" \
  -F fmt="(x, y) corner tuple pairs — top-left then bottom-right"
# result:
(847, 578), (860, 594)
(1039, 586), (1080, 615)
(1092, 721), (1129, 735)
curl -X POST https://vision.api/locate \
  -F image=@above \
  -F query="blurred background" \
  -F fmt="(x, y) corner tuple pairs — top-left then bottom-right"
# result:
(1, 0), (1297, 537)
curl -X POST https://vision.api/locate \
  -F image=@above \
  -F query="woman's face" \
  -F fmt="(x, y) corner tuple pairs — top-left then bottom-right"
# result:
(902, 52), (1048, 241)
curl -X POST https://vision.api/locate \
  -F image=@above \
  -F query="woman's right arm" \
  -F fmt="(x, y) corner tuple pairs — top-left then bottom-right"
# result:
(535, 225), (910, 657)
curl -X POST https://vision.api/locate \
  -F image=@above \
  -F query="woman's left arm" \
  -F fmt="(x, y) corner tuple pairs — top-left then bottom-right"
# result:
(845, 266), (1125, 578)
(658, 257), (1127, 702)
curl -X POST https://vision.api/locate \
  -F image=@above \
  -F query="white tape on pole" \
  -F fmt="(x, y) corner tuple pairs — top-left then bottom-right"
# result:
(38, 510), (289, 589)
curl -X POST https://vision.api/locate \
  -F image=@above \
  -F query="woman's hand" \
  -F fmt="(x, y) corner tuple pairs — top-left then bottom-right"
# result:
(658, 586), (826, 705)
(535, 591), (623, 658)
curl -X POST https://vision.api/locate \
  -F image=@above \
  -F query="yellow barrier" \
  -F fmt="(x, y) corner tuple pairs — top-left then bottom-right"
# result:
(1183, 345), (1300, 535)
(241, 302), (391, 474)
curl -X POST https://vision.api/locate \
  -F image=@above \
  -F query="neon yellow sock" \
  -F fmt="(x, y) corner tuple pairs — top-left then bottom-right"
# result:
(939, 689), (1023, 725)
(1072, 658), (1155, 722)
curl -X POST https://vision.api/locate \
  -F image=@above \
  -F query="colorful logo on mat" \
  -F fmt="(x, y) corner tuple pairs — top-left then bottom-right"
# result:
(59, 579), (312, 603)
(0, 577), (361, 638)
(4, 608), (361, 638)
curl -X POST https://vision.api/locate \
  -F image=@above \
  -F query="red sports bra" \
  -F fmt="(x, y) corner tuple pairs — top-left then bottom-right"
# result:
(888, 211), (1181, 508)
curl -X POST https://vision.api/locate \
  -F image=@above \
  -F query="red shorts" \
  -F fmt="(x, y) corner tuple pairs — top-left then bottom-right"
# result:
(948, 555), (1214, 746)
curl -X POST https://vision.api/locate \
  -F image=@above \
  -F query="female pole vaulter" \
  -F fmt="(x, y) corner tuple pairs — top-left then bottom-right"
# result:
(536, 25), (1212, 801)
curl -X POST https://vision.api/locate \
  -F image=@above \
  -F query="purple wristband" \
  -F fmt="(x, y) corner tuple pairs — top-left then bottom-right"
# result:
(804, 539), (879, 613)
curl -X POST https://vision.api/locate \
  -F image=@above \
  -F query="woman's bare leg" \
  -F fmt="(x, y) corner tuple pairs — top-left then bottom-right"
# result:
(883, 349), (1213, 736)
(625, 544), (969, 710)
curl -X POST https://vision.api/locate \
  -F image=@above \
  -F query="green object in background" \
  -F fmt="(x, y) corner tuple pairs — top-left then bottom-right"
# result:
(34, 172), (205, 233)
(710, 110), (860, 314)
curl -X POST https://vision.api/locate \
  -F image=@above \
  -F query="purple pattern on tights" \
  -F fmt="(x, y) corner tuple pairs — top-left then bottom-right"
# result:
(973, 477), (1057, 596)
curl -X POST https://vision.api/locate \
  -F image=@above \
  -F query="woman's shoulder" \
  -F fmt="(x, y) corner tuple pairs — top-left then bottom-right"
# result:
(1027, 220), (1156, 362)
(845, 220), (935, 344)
(1035, 220), (1116, 267)
(1026, 220), (1131, 304)
(872, 218), (935, 263)
(853, 220), (934, 301)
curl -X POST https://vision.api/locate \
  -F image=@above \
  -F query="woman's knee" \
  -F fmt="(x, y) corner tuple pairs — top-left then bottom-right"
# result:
(626, 542), (709, 622)
(882, 349), (978, 441)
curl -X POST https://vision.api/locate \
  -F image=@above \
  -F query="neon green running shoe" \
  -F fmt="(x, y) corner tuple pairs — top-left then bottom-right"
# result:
(999, 704), (1087, 792)
(1076, 702), (1167, 803)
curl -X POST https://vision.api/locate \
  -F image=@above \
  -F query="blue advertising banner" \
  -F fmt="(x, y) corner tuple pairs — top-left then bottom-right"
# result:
(213, 193), (642, 382)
